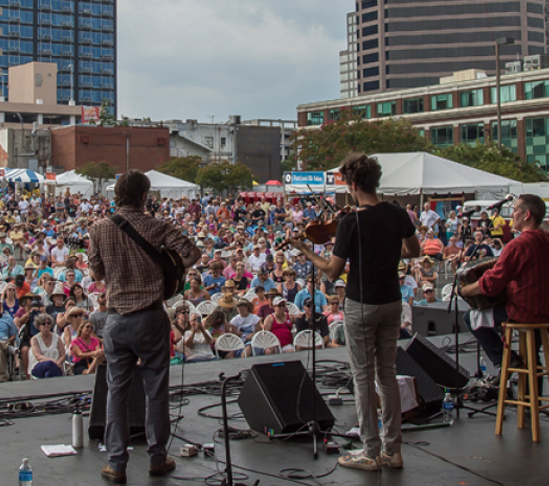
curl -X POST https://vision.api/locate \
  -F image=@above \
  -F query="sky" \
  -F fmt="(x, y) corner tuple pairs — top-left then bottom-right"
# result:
(117, 0), (350, 123)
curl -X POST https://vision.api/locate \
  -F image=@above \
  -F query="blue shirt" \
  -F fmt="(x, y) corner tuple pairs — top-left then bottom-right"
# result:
(400, 284), (415, 302)
(250, 276), (276, 293)
(58, 269), (84, 283)
(415, 298), (441, 306)
(294, 289), (327, 313)
(203, 274), (226, 295)
(0, 314), (17, 341)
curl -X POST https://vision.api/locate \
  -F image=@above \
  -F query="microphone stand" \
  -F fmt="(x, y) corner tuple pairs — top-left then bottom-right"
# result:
(309, 263), (319, 459)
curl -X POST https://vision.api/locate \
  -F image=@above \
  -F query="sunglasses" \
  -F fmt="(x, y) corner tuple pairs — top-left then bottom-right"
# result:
(277, 304), (286, 308)
(178, 311), (190, 315)
(39, 321), (52, 326)
(331, 302), (339, 305)
(424, 290), (433, 294)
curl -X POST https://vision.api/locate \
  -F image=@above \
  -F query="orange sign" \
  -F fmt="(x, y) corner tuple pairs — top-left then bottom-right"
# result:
(81, 106), (101, 124)
(46, 173), (56, 181)
(326, 171), (346, 186)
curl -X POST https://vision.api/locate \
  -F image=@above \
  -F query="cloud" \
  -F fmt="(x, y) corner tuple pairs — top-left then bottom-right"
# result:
(117, 0), (349, 122)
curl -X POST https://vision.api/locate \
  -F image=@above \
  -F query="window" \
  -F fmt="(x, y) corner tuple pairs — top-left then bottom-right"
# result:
(431, 126), (453, 147)
(362, 67), (379, 78)
(431, 93), (453, 111)
(490, 85), (517, 104)
(362, 53), (378, 64)
(525, 80), (549, 100)
(402, 97), (424, 114)
(377, 101), (396, 117)
(362, 11), (377, 22)
(491, 119), (518, 153)
(352, 105), (371, 119)
(361, 0), (377, 9)
(460, 124), (484, 145)
(204, 136), (214, 148)
(220, 137), (226, 147)
(525, 117), (549, 170)
(362, 39), (378, 51)
(363, 80), (379, 92)
(329, 109), (340, 121)
(307, 111), (324, 126)
(460, 89), (484, 107)
(362, 25), (378, 37)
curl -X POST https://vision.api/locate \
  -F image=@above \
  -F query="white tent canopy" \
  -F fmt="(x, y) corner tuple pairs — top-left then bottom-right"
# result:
(4, 168), (44, 184)
(325, 152), (518, 199)
(106, 170), (200, 200)
(50, 170), (94, 198)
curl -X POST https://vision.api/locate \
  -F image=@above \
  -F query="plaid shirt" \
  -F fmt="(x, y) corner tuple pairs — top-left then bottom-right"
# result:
(88, 207), (196, 315)
(479, 229), (549, 323)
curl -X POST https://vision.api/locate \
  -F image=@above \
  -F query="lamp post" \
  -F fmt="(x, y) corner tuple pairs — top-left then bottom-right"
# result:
(495, 37), (514, 151)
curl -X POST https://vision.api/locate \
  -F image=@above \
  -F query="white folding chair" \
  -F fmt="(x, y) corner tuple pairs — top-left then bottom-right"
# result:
(214, 333), (245, 359)
(53, 267), (65, 278)
(87, 292), (100, 310)
(293, 330), (324, 350)
(441, 284), (454, 302)
(329, 320), (344, 340)
(177, 300), (197, 314)
(211, 293), (223, 304)
(196, 300), (217, 316)
(0, 281), (7, 294)
(243, 289), (256, 301)
(286, 302), (301, 316)
(250, 330), (281, 356)
(166, 294), (183, 308)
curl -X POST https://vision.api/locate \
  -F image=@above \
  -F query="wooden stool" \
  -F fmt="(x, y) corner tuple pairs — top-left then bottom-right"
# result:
(495, 323), (549, 442)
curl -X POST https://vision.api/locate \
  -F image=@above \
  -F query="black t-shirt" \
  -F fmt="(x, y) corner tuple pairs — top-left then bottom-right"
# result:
(333, 202), (415, 305)
(231, 276), (249, 291)
(252, 209), (265, 220)
(465, 243), (494, 259)
(295, 312), (329, 338)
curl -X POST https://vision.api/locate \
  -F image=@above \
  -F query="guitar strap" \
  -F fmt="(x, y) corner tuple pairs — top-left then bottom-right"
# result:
(110, 214), (178, 280)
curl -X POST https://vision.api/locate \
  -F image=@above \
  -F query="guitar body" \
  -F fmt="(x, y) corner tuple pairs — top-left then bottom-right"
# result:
(162, 248), (186, 300)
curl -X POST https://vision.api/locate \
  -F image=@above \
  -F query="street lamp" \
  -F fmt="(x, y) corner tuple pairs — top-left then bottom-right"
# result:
(495, 37), (514, 151)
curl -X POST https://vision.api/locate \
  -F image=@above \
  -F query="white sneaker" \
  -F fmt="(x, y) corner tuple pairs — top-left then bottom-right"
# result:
(381, 451), (404, 468)
(339, 450), (382, 471)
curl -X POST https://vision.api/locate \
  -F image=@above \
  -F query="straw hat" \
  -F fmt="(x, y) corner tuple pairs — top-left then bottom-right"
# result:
(51, 282), (66, 297)
(236, 299), (254, 312)
(218, 293), (238, 308)
(265, 288), (280, 297)
(222, 280), (236, 290)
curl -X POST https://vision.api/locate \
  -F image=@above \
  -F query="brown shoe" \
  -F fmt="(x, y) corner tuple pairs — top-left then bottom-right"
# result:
(101, 464), (127, 483)
(149, 456), (176, 476)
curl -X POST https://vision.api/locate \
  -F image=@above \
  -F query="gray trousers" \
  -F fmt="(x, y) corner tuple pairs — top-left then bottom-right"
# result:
(344, 298), (402, 457)
(103, 306), (171, 471)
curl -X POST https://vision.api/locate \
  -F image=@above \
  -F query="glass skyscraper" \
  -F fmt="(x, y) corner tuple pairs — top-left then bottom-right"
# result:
(0, 0), (116, 111)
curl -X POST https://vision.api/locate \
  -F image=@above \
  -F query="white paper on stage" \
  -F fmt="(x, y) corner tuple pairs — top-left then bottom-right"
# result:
(41, 444), (78, 457)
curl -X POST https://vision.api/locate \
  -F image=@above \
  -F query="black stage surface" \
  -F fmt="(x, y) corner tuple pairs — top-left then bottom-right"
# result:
(1, 333), (548, 486)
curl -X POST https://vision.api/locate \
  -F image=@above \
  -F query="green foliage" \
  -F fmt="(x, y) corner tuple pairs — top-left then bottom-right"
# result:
(195, 161), (253, 195)
(76, 161), (117, 192)
(290, 113), (432, 171)
(281, 156), (296, 174)
(435, 142), (548, 183)
(89, 99), (121, 127)
(157, 155), (202, 184)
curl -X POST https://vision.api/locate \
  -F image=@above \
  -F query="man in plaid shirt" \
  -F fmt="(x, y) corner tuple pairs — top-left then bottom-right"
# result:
(89, 170), (200, 483)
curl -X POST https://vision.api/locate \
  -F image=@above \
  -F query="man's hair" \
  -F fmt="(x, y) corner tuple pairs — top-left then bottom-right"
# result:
(517, 194), (546, 226)
(339, 153), (382, 194)
(114, 170), (151, 208)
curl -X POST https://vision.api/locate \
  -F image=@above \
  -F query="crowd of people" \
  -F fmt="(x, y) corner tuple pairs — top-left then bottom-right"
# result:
(0, 183), (517, 380)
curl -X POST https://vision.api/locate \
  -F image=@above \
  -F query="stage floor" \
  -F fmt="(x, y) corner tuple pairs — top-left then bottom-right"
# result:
(1, 334), (548, 486)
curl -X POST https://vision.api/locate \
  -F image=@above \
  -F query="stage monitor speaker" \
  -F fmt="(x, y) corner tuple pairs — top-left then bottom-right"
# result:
(238, 361), (335, 436)
(411, 301), (469, 336)
(405, 333), (470, 390)
(88, 363), (146, 441)
(396, 347), (445, 412)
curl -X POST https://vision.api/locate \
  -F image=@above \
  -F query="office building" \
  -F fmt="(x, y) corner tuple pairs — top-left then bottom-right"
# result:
(0, 0), (116, 111)
(299, 68), (549, 172)
(343, 0), (546, 96)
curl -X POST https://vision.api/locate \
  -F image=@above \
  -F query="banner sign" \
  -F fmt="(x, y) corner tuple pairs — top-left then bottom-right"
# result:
(0, 168), (4, 178)
(326, 171), (346, 186)
(45, 173), (56, 181)
(81, 106), (101, 124)
(283, 172), (325, 186)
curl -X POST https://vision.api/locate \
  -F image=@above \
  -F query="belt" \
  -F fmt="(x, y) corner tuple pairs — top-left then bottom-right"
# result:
(108, 301), (164, 316)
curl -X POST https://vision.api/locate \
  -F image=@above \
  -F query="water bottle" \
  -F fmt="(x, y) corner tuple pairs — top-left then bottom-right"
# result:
(377, 410), (383, 434)
(72, 409), (83, 448)
(19, 458), (32, 486)
(480, 358), (487, 376)
(442, 392), (454, 423)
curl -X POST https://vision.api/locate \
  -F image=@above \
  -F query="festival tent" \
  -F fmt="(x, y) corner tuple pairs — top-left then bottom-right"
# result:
(324, 152), (517, 200)
(50, 170), (94, 198)
(3, 168), (44, 183)
(106, 170), (200, 200)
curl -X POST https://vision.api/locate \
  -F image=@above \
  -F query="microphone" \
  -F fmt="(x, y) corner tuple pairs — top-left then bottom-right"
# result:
(486, 194), (514, 211)
(458, 206), (481, 218)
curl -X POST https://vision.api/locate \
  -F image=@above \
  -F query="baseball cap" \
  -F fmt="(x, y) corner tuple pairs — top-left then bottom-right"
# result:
(40, 255), (48, 262)
(422, 283), (434, 292)
(258, 267), (269, 275)
(334, 280), (346, 288)
(272, 297), (287, 306)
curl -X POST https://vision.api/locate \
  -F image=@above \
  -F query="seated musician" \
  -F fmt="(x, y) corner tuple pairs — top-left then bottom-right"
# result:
(460, 195), (549, 383)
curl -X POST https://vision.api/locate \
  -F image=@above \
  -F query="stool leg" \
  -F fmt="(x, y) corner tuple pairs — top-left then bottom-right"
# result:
(496, 326), (512, 436)
(517, 331), (527, 429)
(540, 330), (549, 398)
(527, 330), (540, 442)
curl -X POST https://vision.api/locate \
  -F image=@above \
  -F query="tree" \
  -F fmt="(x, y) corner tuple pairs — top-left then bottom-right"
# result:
(289, 113), (432, 171)
(89, 99), (129, 127)
(435, 142), (548, 183)
(157, 155), (202, 183)
(195, 161), (253, 195)
(76, 161), (117, 193)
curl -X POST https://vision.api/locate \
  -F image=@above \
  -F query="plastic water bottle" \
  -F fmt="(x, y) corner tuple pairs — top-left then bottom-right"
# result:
(442, 393), (454, 423)
(480, 358), (488, 376)
(72, 409), (83, 448)
(19, 458), (32, 486)
(377, 410), (383, 434)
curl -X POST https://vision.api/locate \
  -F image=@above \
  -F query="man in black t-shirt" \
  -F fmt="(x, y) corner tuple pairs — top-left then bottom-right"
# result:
(289, 153), (419, 472)
(294, 297), (330, 349)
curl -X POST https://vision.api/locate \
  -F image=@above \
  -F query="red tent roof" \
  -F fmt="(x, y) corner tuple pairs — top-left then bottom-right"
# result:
(265, 180), (282, 186)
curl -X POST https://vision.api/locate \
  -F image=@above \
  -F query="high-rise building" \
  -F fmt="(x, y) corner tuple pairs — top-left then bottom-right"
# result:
(0, 0), (116, 111)
(341, 0), (546, 97)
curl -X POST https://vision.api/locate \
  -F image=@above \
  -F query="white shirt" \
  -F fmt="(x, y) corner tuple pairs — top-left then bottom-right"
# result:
(420, 210), (440, 229)
(248, 253), (266, 272)
(180, 329), (215, 361)
(230, 314), (260, 334)
(80, 202), (92, 213)
(51, 246), (70, 263)
(18, 200), (29, 213)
